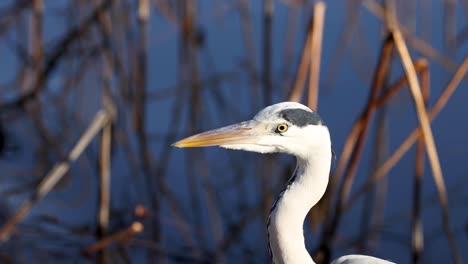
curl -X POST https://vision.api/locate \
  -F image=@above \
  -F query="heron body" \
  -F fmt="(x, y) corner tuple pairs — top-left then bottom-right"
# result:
(174, 102), (395, 264)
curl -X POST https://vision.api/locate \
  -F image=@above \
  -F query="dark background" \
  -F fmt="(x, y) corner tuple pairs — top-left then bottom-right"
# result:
(0, 0), (467, 263)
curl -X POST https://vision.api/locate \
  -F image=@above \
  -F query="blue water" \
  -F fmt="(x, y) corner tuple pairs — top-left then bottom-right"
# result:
(0, 1), (467, 263)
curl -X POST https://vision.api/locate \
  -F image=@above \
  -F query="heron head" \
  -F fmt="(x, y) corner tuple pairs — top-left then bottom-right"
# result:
(173, 102), (331, 159)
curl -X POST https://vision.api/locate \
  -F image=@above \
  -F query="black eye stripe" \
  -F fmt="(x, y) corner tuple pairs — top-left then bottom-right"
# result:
(279, 108), (324, 127)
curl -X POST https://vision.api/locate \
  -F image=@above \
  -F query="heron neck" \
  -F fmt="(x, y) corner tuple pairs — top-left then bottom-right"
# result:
(268, 150), (332, 264)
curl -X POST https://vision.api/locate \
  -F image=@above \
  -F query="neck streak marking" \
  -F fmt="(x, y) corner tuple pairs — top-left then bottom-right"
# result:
(266, 167), (299, 261)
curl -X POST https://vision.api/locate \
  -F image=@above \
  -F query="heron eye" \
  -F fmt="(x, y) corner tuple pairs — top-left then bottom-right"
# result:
(275, 124), (289, 133)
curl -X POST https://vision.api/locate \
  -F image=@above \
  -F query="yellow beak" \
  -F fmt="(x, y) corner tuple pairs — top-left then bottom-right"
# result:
(173, 120), (265, 148)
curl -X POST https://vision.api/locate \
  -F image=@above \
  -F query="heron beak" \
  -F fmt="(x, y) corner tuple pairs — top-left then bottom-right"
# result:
(173, 120), (265, 148)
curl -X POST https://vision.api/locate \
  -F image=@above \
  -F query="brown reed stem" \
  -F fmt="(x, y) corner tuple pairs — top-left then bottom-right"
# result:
(342, 34), (392, 186)
(443, 0), (456, 50)
(135, 1), (160, 262)
(336, 34), (392, 233)
(0, 0), (113, 112)
(262, 0), (273, 106)
(31, 0), (42, 69)
(375, 59), (428, 107)
(313, 58), (427, 237)
(323, 1), (360, 91)
(288, 24), (312, 102)
(411, 63), (429, 264)
(455, 24), (468, 48)
(98, 121), (112, 264)
(96, 3), (114, 262)
(363, 0), (457, 70)
(387, 3), (461, 262)
(197, 155), (225, 262)
(347, 56), (468, 210)
(367, 105), (389, 252)
(280, 3), (299, 97)
(180, 0), (208, 255)
(316, 34), (394, 262)
(307, 1), (326, 110)
(0, 110), (112, 242)
(84, 222), (144, 254)
(237, 0), (260, 110)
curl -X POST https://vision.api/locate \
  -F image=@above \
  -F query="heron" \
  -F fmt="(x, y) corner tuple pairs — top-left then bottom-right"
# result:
(173, 102), (395, 264)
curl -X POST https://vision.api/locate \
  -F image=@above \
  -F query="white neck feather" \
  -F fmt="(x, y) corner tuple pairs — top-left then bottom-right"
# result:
(268, 147), (332, 264)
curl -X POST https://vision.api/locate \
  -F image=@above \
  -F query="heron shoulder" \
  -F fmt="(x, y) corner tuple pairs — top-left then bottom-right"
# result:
(331, 255), (396, 264)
